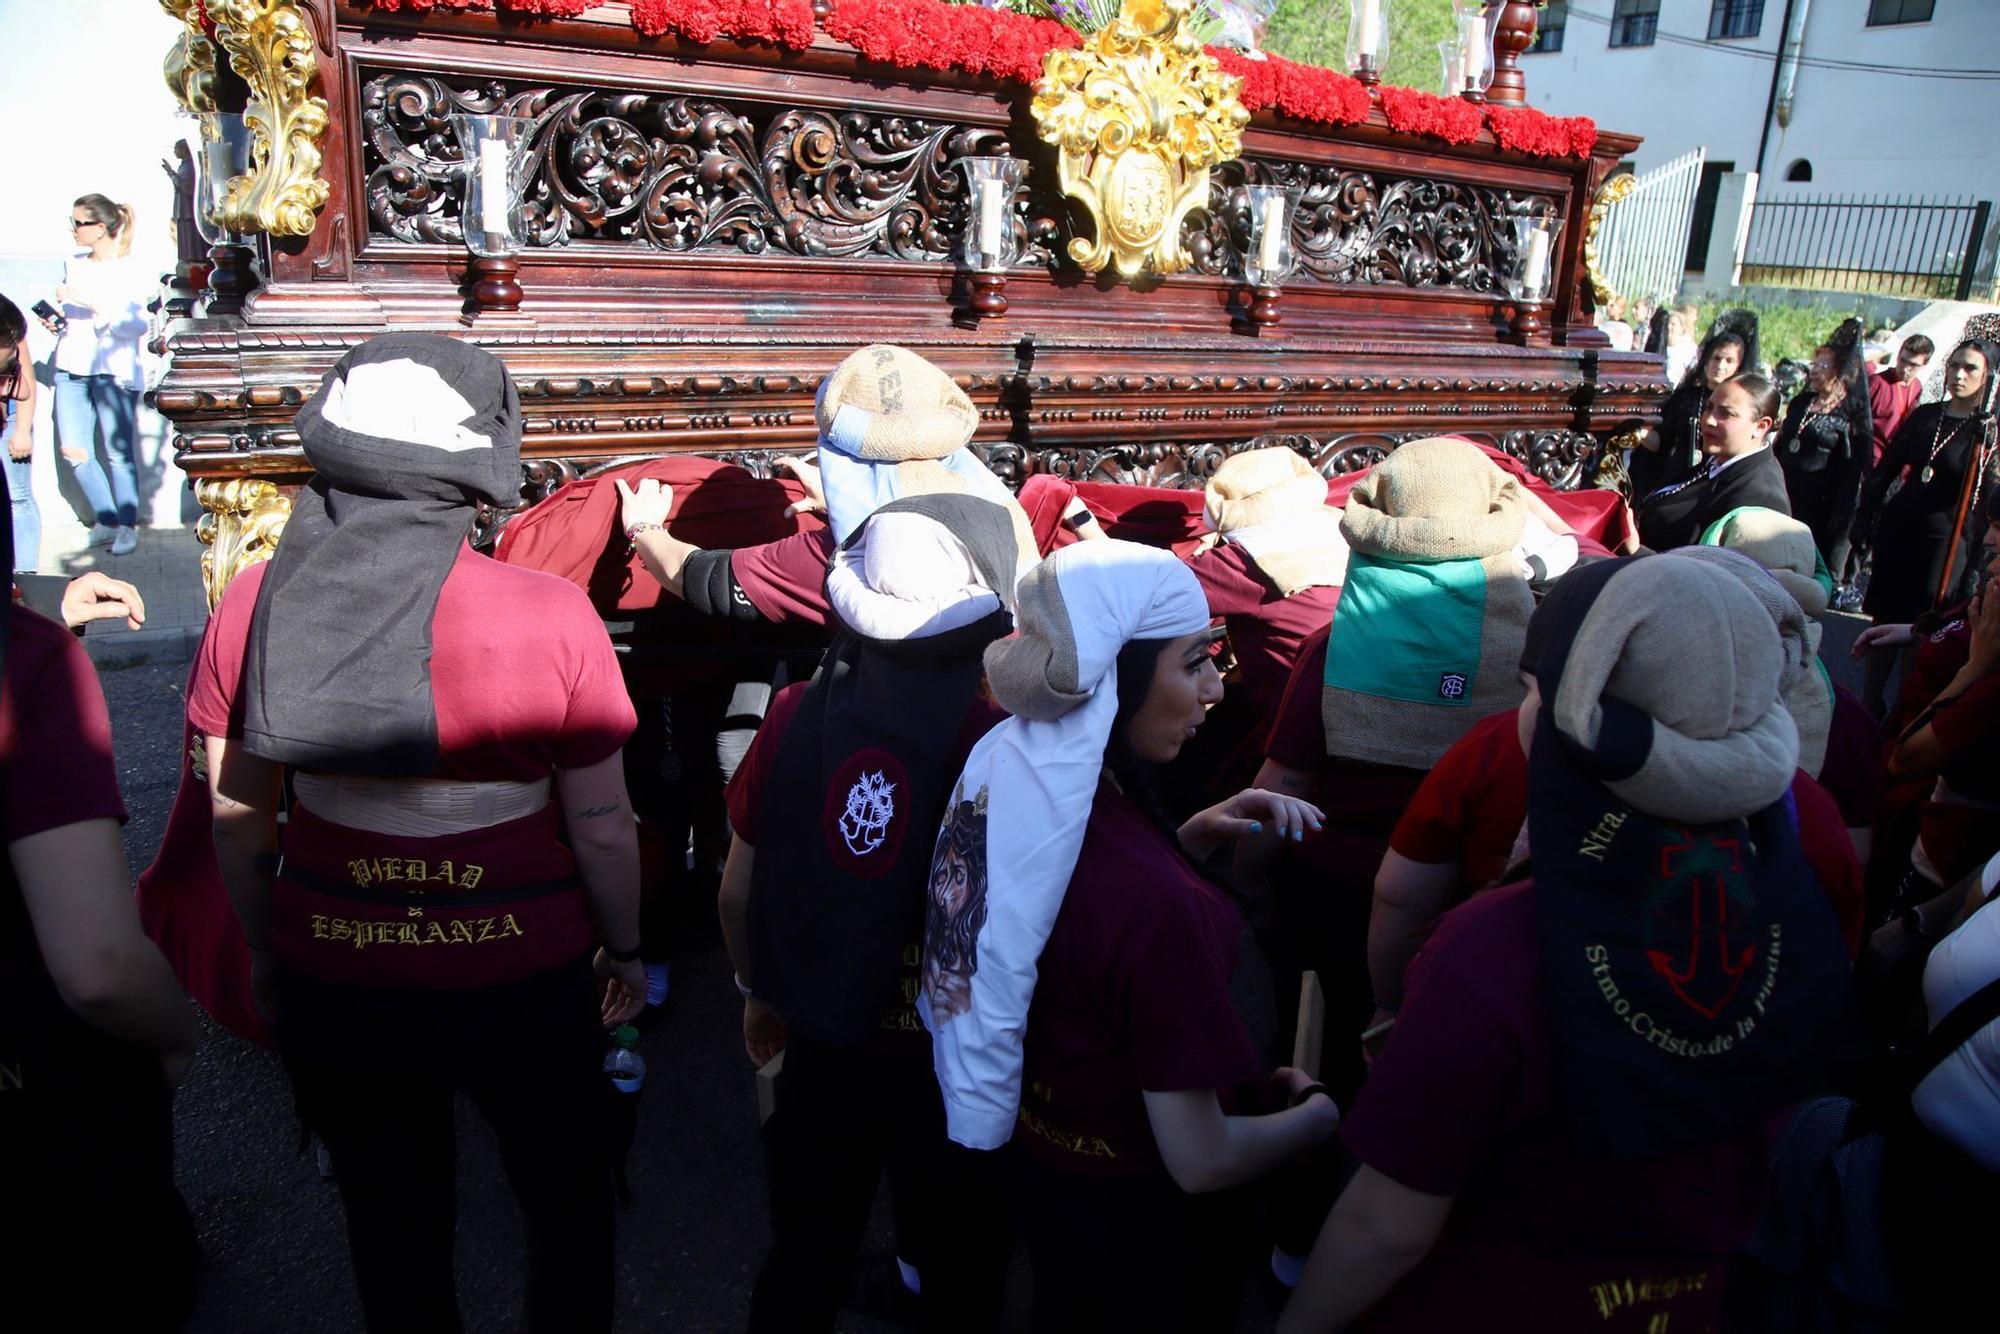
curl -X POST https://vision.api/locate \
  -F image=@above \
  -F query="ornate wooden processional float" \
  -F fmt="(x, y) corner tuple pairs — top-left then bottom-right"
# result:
(156, 0), (1661, 607)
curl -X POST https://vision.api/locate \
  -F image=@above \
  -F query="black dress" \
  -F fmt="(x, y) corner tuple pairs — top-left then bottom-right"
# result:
(1774, 392), (1868, 577)
(1857, 402), (1995, 622)
(1637, 446), (1793, 553)
(1630, 386), (1707, 503)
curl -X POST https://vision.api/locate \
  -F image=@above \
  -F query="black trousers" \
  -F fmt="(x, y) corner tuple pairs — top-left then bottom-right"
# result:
(1011, 1157), (1257, 1334)
(277, 959), (614, 1334)
(749, 1033), (1010, 1334)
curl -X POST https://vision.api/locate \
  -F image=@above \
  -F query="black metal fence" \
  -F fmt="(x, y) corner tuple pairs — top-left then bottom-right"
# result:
(1741, 194), (1992, 300)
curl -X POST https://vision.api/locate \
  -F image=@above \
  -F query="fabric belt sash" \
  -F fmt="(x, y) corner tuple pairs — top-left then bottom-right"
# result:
(292, 773), (551, 837)
(273, 802), (590, 989)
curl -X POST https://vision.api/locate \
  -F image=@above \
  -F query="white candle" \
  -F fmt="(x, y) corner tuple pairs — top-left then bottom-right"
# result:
(1357, 0), (1379, 61)
(478, 137), (511, 237)
(1522, 228), (1551, 293)
(1462, 21), (1485, 85)
(976, 178), (1006, 265)
(1258, 195), (1286, 275)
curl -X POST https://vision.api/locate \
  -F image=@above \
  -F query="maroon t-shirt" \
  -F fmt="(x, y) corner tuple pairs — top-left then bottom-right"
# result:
(1264, 626), (1427, 884)
(1819, 680), (1884, 829)
(189, 545), (636, 781)
(1017, 782), (1265, 1180)
(729, 528), (838, 626)
(1184, 541), (1339, 720)
(1342, 882), (1776, 1333)
(1867, 368), (1922, 462)
(186, 548), (637, 986)
(2, 605), (127, 842)
(726, 680), (1005, 1050)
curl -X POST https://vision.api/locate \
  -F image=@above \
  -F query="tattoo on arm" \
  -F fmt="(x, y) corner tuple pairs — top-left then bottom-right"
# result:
(572, 800), (625, 820)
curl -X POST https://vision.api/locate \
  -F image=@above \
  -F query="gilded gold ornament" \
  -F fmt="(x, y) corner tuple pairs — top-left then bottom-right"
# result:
(210, 0), (330, 238)
(161, 0), (218, 113)
(1583, 171), (1639, 307)
(197, 477), (293, 610)
(1031, 0), (1248, 279)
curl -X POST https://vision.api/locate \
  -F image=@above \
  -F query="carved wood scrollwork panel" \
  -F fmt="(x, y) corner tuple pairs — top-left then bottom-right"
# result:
(359, 72), (1054, 266)
(1182, 160), (1560, 293)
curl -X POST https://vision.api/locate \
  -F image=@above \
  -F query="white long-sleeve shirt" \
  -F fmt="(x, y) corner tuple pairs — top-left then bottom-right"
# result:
(52, 252), (153, 392)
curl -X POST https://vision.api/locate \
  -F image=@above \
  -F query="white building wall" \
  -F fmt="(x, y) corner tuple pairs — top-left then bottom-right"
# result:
(1523, 1), (2000, 203)
(0, 1), (190, 537)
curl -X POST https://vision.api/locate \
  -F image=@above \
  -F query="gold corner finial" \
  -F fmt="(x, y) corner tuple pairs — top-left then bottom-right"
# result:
(209, 0), (331, 238)
(1031, 0), (1249, 279)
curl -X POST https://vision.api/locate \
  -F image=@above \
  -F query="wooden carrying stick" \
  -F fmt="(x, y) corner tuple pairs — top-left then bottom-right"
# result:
(1293, 970), (1326, 1080)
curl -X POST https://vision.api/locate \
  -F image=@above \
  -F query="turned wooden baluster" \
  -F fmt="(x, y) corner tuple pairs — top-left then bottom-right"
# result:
(1486, 1), (1539, 109)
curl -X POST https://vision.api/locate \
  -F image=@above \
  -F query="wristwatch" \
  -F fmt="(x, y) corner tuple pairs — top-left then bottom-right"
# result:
(1060, 507), (1097, 533)
(603, 940), (643, 964)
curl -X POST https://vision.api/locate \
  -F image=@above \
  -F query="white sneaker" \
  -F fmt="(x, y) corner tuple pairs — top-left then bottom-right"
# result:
(110, 526), (138, 556)
(87, 523), (116, 548)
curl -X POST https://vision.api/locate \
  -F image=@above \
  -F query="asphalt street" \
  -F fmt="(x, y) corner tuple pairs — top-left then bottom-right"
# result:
(97, 612), (1871, 1333)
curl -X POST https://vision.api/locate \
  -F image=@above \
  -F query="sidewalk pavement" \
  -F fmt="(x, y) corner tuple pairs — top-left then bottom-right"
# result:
(58, 525), (210, 669)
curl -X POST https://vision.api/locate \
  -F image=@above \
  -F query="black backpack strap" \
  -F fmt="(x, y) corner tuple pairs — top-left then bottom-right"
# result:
(1915, 974), (2000, 1085)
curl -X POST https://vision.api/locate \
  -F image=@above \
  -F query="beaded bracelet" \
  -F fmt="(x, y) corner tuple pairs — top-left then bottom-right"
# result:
(625, 521), (666, 552)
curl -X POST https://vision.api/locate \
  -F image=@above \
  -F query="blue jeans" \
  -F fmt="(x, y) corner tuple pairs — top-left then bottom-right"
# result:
(54, 369), (139, 528)
(3, 412), (38, 572)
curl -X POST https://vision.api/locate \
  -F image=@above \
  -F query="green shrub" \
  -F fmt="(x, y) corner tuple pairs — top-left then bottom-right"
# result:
(1689, 295), (1872, 369)
(1267, 0), (1456, 91)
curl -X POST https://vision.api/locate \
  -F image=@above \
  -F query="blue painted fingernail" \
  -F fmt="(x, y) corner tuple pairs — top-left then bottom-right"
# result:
(1293, 829), (1303, 842)
(1249, 821), (1262, 833)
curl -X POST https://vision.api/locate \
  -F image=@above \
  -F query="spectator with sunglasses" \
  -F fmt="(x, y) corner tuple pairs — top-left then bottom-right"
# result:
(39, 193), (152, 557)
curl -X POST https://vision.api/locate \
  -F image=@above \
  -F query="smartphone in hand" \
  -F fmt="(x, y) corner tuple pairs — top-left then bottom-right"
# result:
(30, 299), (67, 336)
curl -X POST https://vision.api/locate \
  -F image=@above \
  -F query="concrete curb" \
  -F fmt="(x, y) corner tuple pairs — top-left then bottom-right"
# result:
(84, 622), (205, 670)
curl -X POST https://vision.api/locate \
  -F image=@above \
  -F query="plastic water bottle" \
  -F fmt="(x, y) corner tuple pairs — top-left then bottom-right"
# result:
(604, 1024), (646, 1094)
(604, 1024), (644, 1203)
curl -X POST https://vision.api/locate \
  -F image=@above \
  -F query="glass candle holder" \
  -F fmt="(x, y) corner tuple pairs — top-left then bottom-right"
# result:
(1241, 184), (1301, 288)
(449, 113), (534, 257)
(1454, 6), (1496, 99)
(958, 156), (1025, 274)
(184, 111), (255, 246)
(1504, 214), (1563, 306)
(1346, 0), (1390, 83)
(1437, 39), (1465, 98)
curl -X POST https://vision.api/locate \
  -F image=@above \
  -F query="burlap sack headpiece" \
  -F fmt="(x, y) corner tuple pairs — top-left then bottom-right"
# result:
(816, 344), (979, 464)
(1675, 538), (1832, 778)
(1202, 446), (1348, 595)
(814, 345), (1035, 580)
(1551, 552), (1798, 824)
(1339, 436), (1527, 561)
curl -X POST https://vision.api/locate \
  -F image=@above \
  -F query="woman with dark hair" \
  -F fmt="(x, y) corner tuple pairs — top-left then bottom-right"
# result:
(1637, 372), (1791, 552)
(922, 539), (1340, 1331)
(1852, 337), (2000, 714)
(1, 295), (38, 572)
(1774, 319), (1874, 579)
(39, 193), (151, 556)
(1279, 551), (1852, 1333)
(1628, 311), (1757, 502)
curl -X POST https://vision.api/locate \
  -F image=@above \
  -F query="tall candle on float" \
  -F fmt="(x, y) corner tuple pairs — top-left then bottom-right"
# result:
(977, 178), (1006, 266)
(1357, 0), (1379, 61)
(1259, 195), (1286, 276)
(1461, 16), (1485, 90)
(1522, 227), (1550, 295)
(479, 137), (511, 238)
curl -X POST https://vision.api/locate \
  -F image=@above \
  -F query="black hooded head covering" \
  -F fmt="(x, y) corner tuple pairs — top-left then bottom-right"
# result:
(748, 492), (1020, 1052)
(1526, 554), (1853, 1161)
(241, 333), (522, 776)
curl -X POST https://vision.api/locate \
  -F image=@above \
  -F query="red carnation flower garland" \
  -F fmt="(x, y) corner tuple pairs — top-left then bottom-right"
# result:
(630, 0), (815, 48)
(823, 0), (1080, 86)
(1378, 85), (1483, 146)
(1487, 104), (1598, 160)
(346, 0), (1597, 160)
